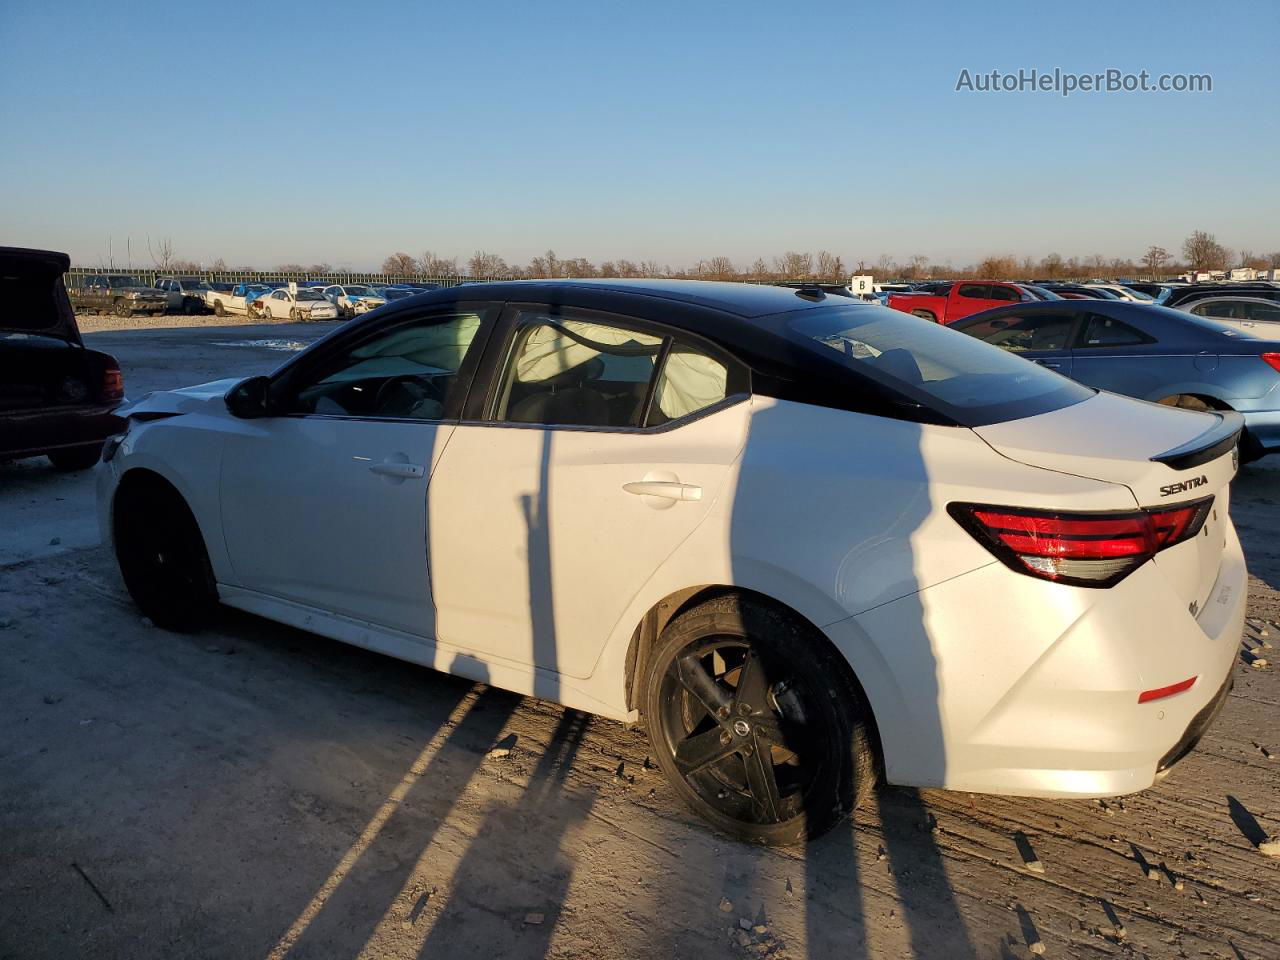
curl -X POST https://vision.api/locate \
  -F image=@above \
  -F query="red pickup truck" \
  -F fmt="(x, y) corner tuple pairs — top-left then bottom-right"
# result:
(887, 281), (1040, 325)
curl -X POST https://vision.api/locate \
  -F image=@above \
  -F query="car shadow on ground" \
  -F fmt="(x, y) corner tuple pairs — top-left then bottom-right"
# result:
(1231, 461), (1280, 589)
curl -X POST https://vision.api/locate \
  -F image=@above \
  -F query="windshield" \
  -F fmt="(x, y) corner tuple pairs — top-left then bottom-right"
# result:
(108, 276), (140, 288)
(384, 288), (417, 300)
(345, 285), (371, 296)
(786, 305), (1093, 426)
(296, 289), (326, 301)
(1022, 285), (1062, 300)
(179, 279), (210, 291)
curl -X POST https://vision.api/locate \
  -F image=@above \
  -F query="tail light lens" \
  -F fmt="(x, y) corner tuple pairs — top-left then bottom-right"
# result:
(949, 498), (1213, 587)
(1262, 353), (1280, 374)
(102, 366), (124, 401)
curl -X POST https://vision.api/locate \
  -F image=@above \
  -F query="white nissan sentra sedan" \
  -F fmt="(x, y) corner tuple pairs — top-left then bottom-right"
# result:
(97, 280), (1246, 845)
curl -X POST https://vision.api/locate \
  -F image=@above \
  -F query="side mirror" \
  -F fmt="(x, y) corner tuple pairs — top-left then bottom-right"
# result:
(225, 376), (272, 419)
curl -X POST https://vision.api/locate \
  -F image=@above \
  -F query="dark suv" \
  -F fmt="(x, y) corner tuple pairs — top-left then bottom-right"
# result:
(1, 248), (125, 469)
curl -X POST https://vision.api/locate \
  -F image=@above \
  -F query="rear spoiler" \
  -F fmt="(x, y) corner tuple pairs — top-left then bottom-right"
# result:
(1151, 410), (1244, 470)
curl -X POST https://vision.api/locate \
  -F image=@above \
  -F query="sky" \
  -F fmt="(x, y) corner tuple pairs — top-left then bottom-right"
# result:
(2, 0), (1277, 272)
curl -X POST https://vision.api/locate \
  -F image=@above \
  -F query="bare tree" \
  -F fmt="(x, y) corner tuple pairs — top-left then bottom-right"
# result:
(815, 251), (845, 281)
(748, 258), (772, 280)
(211, 258), (228, 272)
(975, 254), (1018, 278)
(1182, 230), (1229, 272)
(148, 235), (176, 270)
(467, 250), (509, 278)
(899, 254), (929, 280)
(418, 251), (458, 276)
(774, 251), (813, 278)
(1039, 253), (1064, 278)
(382, 252), (417, 276)
(1142, 245), (1170, 278)
(874, 253), (894, 277)
(1268, 252), (1280, 268)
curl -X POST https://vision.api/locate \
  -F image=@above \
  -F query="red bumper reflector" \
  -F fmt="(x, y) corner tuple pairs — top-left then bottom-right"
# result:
(1138, 676), (1197, 704)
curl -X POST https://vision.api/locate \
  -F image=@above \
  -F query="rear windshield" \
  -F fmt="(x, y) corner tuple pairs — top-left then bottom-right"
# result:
(785, 304), (1093, 426)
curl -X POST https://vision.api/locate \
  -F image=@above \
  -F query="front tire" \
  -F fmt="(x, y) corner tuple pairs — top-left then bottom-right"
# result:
(641, 595), (876, 845)
(47, 444), (103, 470)
(114, 299), (133, 318)
(114, 477), (217, 631)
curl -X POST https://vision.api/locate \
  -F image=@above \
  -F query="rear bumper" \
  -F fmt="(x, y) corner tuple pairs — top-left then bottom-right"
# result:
(0, 404), (124, 459)
(827, 518), (1246, 799)
(1240, 409), (1280, 454)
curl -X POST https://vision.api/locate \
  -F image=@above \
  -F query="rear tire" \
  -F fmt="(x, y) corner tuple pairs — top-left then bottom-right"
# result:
(641, 595), (876, 845)
(47, 444), (103, 470)
(910, 309), (937, 323)
(214, 301), (226, 317)
(114, 476), (218, 631)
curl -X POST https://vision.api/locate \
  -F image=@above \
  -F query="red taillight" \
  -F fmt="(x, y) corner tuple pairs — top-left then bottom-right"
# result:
(950, 499), (1213, 587)
(103, 366), (124, 401)
(1262, 353), (1280, 374)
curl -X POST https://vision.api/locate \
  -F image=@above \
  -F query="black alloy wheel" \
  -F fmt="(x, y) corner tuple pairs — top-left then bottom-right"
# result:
(643, 595), (876, 845)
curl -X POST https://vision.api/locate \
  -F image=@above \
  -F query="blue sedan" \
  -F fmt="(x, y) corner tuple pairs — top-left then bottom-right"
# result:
(950, 300), (1280, 460)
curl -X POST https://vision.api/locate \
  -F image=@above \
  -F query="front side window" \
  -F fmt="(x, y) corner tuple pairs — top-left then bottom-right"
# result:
(988, 285), (1021, 302)
(1079, 314), (1153, 347)
(789, 305), (1091, 425)
(283, 309), (489, 420)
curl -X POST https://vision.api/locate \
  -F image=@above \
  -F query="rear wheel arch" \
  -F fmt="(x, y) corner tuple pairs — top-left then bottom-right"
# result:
(1157, 393), (1229, 411)
(623, 586), (881, 750)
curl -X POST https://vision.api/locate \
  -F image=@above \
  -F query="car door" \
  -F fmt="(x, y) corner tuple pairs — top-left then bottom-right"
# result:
(267, 289), (288, 318)
(217, 302), (499, 636)
(952, 309), (1079, 375)
(949, 283), (996, 323)
(428, 303), (751, 680)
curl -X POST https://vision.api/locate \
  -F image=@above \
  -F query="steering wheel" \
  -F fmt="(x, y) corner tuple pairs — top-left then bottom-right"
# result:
(373, 375), (444, 417)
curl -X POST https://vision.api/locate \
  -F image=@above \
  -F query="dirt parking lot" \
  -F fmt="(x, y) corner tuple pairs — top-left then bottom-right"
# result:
(2, 322), (1279, 960)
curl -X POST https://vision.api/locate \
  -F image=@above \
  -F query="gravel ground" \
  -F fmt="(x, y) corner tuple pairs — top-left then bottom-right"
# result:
(75, 311), (333, 334)
(2, 326), (1279, 959)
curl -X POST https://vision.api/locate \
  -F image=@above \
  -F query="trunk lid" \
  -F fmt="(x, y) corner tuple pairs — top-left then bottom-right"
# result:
(0, 247), (82, 343)
(973, 391), (1241, 615)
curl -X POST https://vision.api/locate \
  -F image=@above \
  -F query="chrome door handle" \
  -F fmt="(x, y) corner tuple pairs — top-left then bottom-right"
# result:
(622, 480), (702, 501)
(369, 461), (425, 479)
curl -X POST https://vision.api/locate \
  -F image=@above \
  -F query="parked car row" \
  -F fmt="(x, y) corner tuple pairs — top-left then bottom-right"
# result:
(67, 274), (442, 321)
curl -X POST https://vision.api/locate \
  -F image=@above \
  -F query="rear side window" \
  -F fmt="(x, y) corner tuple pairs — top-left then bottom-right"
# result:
(1246, 302), (1280, 322)
(957, 312), (1076, 352)
(1078, 314), (1153, 348)
(957, 284), (989, 299)
(787, 304), (1092, 426)
(493, 308), (743, 429)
